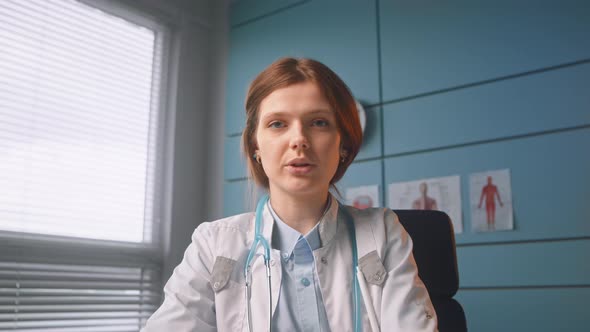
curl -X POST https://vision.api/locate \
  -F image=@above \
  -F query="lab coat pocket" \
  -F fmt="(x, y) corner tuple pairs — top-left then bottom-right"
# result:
(211, 256), (236, 292)
(211, 256), (247, 331)
(359, 250), (387, 286)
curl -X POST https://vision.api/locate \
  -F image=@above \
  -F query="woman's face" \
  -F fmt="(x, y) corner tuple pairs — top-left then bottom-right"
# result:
(255, 81), (341, 198)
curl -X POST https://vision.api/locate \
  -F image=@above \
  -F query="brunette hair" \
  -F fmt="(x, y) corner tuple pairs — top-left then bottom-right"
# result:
(242, 57), (363, 189)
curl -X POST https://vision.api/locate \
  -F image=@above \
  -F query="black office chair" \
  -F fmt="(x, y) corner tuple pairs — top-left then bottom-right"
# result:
(393, 210), (467, 332)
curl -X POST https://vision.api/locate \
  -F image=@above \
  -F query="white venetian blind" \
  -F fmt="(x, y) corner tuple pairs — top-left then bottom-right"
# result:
(0, 0), (169, 330)
(0, 0), (164, 243)
(0, 260), (160, 331)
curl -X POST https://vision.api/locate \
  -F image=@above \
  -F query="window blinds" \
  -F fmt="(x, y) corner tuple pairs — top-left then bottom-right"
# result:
(0, 0), (169, 330)
(0, 261), (160, 331)
(0, 0), (164, 244)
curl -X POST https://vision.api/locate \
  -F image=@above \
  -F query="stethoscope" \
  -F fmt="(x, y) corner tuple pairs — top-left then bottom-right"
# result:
(243, 194), (371, 332)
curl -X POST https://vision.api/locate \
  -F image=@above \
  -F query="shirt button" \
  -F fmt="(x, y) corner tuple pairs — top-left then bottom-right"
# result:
(320, 257), (328, 264)
(300, 277), (311, 287)
(282, 253), (290, 261)
(213, 281), (220, 290)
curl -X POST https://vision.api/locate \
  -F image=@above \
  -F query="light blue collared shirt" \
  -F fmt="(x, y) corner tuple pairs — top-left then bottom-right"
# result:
(269, 201), (332, 332)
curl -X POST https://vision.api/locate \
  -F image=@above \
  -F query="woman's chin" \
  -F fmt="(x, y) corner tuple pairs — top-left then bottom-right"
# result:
(272, 181), (328, 198)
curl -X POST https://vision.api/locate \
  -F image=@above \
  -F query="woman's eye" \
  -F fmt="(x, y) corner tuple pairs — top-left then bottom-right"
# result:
(268, 121), (284, 128)
(312, 119), (329, 127)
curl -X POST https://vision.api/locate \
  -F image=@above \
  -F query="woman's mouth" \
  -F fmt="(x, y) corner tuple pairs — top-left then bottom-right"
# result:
(286, 163), (314, 175)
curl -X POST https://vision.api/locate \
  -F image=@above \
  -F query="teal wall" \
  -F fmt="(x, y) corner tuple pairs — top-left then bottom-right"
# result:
(224, 1), (590, 330)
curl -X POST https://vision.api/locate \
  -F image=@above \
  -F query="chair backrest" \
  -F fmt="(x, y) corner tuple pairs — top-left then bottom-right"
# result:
(393, 209), (467, 332)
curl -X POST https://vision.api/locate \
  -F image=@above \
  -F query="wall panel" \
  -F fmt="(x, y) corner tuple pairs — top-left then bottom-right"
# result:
(456, 288), (590, 332)
(379, 0), (590, 100)
(383, 64), (590, 155)
(457, 239), (590, 287)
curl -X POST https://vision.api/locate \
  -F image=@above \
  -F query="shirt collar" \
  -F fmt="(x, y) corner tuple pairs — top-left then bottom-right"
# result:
(268, 194), (340, 254)
(270, 206), (303, 254)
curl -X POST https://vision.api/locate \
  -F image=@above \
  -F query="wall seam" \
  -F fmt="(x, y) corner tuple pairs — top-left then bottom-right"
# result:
(459, 285), (590, 290)
(230, 0), (311, 29)
(457, 235), (590, 247)
(375, 0), (386, 207)
(379, 124), (590, 159)
(379, 57), (590, 107)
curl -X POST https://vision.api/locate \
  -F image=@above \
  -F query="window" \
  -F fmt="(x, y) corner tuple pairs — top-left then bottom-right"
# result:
(0, 0), (170, 330)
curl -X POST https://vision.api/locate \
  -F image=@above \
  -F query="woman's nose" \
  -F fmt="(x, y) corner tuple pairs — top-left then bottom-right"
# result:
(289, 125), (309, 150)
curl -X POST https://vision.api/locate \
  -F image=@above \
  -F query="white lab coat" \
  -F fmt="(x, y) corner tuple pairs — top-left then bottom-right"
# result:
(142, 198), (438, 332)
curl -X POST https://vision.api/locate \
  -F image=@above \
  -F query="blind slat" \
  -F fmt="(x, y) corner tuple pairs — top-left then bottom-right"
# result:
(0, 304), (159, 313)
(0, 312), (153, 322)
(0, 317), (146, 328)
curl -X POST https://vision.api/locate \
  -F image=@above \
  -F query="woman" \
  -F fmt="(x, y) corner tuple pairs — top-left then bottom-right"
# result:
(143, 58), (438, 331)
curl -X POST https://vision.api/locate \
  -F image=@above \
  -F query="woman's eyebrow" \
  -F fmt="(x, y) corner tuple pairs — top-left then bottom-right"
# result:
(261, 109), (332, 119)
(307, 109), (333, 115)
(259, 111), (285, 122)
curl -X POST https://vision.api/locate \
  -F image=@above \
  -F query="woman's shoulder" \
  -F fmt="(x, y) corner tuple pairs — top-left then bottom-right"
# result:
(341, 204), (401, 228)
(191, 213), (254, 246)
(197, 212), (254, 233)
(340, 204), (406, 245)
(189, 212), (254, 261)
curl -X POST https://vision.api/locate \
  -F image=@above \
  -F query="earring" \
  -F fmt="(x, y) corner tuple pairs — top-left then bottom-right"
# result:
(340, 150), (348, 163)
(252, 152), (261, 164)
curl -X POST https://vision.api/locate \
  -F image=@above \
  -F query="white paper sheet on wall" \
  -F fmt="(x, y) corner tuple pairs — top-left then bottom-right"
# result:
(345, 185), (380, 209)
(388, 175), (463, 234)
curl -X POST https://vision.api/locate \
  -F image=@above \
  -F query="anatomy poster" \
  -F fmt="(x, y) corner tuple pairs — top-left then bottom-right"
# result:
(469, 169), (513, 232)
(345, 185), (379, 209)
(388, 175), (463, 233)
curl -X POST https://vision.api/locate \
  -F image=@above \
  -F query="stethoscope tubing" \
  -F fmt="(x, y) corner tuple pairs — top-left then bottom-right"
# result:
(245, 195), (363, 332)
(245, 195), (272, 332)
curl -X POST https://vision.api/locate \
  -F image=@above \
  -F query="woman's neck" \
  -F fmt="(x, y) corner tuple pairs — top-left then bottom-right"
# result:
(269, 189), (330, 235)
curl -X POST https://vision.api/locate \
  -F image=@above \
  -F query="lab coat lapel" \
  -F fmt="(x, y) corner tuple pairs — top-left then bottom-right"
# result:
(314, 212), (354, 331)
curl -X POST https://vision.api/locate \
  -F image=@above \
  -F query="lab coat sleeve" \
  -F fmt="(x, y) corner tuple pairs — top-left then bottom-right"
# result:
(380, 210), (438, 331)
(142, 223), (217, 332)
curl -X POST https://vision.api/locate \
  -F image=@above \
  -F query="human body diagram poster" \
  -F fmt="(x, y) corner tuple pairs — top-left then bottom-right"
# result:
(469, 169), (514, 232)
(388, 175), (463, 233)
